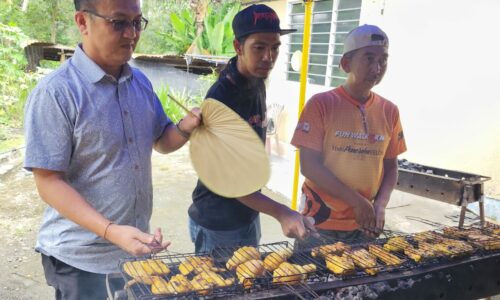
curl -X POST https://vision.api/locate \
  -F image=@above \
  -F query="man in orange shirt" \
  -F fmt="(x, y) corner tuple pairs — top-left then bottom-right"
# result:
(291, 24), (406, 244)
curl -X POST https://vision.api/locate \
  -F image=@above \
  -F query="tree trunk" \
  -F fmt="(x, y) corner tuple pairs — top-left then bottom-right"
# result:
(50, 1), (57, 43)
(21, 0), (29, 12)
(190, 0), (209, 38)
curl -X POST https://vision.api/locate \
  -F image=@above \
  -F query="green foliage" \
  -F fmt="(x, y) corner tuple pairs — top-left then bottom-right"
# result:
(0, 23), (39, 128)
(156, 1), (239, 56)
(157, 86), (203, 124)
(159, 9), (197, 55)
(136, 0), (190, 54)
(195, 2), (240, 56)
(1, 0), (77, 45)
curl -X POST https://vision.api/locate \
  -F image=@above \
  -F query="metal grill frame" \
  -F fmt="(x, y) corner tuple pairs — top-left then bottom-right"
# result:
(119, 223), (500, 299)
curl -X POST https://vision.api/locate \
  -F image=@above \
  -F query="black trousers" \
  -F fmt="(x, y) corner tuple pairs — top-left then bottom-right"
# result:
(41, 254), (121, 300)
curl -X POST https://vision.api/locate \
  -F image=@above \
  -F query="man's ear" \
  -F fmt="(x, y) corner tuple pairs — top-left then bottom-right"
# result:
(340, 56), (350, 73)
(233, 39), (242, 55)
(75, 11), (89, 34)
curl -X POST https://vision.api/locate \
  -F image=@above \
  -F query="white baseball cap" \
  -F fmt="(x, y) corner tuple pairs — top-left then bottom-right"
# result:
(343, 24), (389, 55)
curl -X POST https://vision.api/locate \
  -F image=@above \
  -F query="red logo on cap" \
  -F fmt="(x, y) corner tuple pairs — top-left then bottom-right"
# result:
(253, 11), (278, 25)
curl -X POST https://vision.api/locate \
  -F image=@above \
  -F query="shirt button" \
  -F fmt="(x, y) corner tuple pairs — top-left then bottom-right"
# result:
(128, 138), (133, 143)
(124, 111), (129, 116)
(135, 165), (139, 170)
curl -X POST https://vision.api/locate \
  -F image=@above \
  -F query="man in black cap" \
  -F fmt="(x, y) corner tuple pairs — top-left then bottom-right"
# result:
(189, 4), (316, 254)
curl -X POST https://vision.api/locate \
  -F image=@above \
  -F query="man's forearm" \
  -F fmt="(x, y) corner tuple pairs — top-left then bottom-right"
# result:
(237, 192), (289, 220)
(154, 124), (189, 154)
(374, 158), (399, 208)
(33, 169), (111, 238)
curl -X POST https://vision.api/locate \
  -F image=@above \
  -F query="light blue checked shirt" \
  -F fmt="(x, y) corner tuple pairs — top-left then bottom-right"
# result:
(24, 45), (171, 274)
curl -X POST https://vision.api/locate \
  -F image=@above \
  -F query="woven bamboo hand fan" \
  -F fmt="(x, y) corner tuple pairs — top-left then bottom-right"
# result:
(189, 98), (270, 198)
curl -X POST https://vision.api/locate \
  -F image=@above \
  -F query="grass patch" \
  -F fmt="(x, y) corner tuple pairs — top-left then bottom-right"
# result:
(0, 127), (24, 153)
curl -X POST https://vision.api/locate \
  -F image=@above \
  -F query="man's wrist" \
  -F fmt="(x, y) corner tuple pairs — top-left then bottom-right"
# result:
(175, 119), (190, 139)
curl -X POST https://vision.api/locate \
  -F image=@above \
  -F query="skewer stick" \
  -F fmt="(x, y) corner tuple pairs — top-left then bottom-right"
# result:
(167, 94), (201, 120)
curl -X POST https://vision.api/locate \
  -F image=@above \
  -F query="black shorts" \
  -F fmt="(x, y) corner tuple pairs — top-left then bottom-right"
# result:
(41, 254), (123, 300)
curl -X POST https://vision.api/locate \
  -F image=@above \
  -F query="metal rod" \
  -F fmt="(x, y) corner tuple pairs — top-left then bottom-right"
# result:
(479, 195), (485, 228)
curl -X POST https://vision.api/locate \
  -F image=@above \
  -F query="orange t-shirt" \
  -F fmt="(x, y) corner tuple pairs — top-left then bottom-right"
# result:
(291, 86), (407, 230)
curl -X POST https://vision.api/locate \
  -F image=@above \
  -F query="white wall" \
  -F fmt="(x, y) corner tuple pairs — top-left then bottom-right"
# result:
(266, 0), (500, 198)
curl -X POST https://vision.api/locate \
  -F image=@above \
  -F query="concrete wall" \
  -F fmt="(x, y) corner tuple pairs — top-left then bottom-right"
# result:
(265, 0), (500, 198)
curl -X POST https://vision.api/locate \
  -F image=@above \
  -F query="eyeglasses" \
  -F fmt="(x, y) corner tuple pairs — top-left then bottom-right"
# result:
(83, 10), (148, 32)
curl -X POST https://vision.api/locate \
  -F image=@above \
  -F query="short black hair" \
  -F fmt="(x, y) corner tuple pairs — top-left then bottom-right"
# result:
(74, 0), (96, 11)
(236, 35), (248, 46)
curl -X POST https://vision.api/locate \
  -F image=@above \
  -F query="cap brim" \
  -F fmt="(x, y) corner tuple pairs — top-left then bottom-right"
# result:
(279, 29), (296, 35)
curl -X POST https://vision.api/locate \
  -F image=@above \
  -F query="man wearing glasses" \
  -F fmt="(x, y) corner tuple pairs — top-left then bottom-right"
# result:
(24, 0), (200, 298)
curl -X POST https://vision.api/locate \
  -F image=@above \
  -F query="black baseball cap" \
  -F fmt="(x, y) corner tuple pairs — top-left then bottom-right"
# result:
(232, 4), (296, 40)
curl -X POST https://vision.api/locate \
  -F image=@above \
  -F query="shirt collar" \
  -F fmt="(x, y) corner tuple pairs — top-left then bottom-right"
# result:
(71, 44), (133, 84)
(338, 85), (374, 108)
(224, 56), (262, 89)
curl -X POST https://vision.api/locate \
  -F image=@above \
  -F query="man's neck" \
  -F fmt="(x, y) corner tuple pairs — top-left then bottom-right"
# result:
(342, 83), (371, 104)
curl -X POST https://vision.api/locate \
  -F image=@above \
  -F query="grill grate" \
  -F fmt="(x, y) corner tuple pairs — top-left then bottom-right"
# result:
(119, 223), (500, 299)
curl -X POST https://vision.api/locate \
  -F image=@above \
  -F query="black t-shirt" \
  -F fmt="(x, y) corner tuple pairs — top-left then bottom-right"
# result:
(188, 56), (267, 231)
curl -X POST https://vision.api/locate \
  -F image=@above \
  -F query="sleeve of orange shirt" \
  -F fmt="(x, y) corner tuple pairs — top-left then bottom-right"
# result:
(291, 94), (328, 152)
(384, 105), (407, 158)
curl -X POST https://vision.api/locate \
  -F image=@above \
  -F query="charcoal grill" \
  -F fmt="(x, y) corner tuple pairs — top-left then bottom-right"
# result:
(396, 159), (491, 228)
(111, 222), (500, 300)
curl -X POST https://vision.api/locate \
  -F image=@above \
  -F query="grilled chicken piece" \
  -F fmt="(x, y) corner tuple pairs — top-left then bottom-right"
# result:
(272, 262), (316, 285)
(197, 271), (234, 287)
(263, 248), (293, 271)
(458, 231), (500, 250)
(226, 246), (261, 270)
(123, 261), (148, 278)
(142, 259), (171, 275)
(190, 271), (235, 295)
(481, 240), (500, 250)
(416, 242), (440, 257)
(383, 237), (412, 252)
(325, 253), (355, 276)
(413, 231), (443, 243)
(368, 244), (404, 266)
(404, 244), (437, 263)
(433, 240), (474, 258)
(442, 226), (481, 239)
(151, 274), (193, 295)
(235, 259), (265, 289)
(311, 242), (351, 258)
(123, 259), (171, 287)
(178, 256), (224, 275)
(190, 275), (213, 296)
(124, 259), (170, 277)
(346, 249), (378, 275)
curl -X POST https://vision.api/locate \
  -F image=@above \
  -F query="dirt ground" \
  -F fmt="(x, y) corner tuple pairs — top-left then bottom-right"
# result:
(0, 146), (289, 300)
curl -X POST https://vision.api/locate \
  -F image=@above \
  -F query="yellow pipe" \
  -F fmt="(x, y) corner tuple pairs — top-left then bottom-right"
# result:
(291, 0), (313, 210)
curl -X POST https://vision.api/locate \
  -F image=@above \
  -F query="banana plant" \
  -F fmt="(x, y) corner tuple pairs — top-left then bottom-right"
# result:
(161, 9), (197, 54)
(194, 3), (239, 56)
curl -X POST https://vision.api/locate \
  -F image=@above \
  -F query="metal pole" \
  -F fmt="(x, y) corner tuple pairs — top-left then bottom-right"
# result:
(291, 0), (313, 210)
